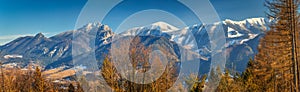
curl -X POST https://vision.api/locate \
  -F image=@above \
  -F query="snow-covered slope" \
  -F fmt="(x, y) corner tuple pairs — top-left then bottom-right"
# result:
(151, 21), (179, 31)
(120, 21), (179, 37)
(119, 17), (267, 50)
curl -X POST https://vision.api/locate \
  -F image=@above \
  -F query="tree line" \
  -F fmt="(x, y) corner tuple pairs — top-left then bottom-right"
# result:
(0, 64), (84, 92)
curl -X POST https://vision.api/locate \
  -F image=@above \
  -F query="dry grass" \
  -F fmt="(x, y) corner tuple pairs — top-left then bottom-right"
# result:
(45, 69), (76, 79)
(42, 67), (65, 76)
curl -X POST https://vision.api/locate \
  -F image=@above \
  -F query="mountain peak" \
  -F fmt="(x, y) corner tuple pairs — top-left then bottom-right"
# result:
(86, 22), (102, 27)
(150, 21), (179, 31)
(78, 22), (103, 31)
(152, 21), (171, 26)
(224, 17), (266, 25)
(34, 33), (45, 38)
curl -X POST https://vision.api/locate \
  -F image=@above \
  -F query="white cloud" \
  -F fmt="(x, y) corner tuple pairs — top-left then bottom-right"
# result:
(0, 34), (35, 40)
(0, 33), (55, 45)
(0, 34), (35, 45)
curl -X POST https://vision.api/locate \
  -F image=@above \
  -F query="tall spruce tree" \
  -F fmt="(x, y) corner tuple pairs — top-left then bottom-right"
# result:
(186, 74), (207, 92)
(206, 67), (221, 91)
(68, 84), (75, 92)
(251, 0), (300, 91)
(241, 59), (259, 91)
(34, 67), (45, 92)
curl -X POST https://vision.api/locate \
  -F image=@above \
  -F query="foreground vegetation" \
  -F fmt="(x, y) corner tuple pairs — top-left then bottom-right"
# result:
(0, 66), (83, 92)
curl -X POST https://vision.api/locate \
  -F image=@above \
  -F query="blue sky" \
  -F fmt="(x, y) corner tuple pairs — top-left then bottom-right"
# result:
(0, 0), (266, 45)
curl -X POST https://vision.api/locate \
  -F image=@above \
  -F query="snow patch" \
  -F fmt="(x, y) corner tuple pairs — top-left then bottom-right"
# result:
(227, 27), (244, 38)
(151, 21), (179, 31)
(4, 54), (23, 59)
(2, 63), (18, 68)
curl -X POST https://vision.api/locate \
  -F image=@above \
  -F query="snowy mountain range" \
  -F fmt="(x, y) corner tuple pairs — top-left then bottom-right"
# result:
(0, 17), (268, 73)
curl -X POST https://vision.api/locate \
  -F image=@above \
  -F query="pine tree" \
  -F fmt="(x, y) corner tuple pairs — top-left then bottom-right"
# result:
(250, 0), (300, 91)
(241, 59), (259, 91)
(101, 56), (121, 91)
(216, 69), (244, 92)
(184, 74), (198, 91)
(33, 67), (45, 92)
(0, 62), (4, 92)
(76, 83), (85, 92)
(216, 69), (231, 92)
(209, 67), (222, 91)
(189, 74), (207, 92)
(68, 83), (75, 92)
(254, 26), (294, 91)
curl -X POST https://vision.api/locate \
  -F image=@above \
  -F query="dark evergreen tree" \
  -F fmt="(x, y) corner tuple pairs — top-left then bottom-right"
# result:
(190, 74), (207, 92)
(241, 59), (259, 91)
(33, 67), (45, 92)
(68, 83), (75, 92)
(250, 0), (300, 91)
